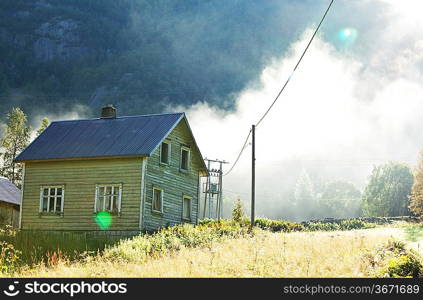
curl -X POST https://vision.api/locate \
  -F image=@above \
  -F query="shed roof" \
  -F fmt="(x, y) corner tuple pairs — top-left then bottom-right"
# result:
(15, 113), (207, 172)
(0, 178), (21, 206)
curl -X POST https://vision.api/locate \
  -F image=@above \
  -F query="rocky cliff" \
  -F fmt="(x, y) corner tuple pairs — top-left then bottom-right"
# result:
(0, 0), (316, 121)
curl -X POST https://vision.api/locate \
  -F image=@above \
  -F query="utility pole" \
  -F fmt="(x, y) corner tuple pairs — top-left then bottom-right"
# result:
(202, 158), (229, 220)
(216, 161), (223, 221)
(203, 160), (211, 218)
(251, 124), (256, 228)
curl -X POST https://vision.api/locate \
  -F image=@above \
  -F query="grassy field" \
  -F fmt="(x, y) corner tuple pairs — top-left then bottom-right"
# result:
(1, 221), (422, 278)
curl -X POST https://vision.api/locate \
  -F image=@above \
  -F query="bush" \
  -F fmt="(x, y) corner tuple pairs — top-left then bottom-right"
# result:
(369, 239), (423, 278)
(340, 219), (375, 230)
(0, 241), (21, 274)
(232, 197), (245, 223)
(304, 219), (376, 231)
(198, 218), (215, 226)
(381, 253), (423, 278)
(305, 222), (341, 231)
(254, 218), (305, 232)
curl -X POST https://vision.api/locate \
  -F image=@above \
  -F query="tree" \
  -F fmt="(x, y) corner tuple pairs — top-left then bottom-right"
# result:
(0, 107), (31, 187)
(362, 162), (413, 217)
(36, 117), (50, 136)
(232, 197), (245, 223)
(294, 169), (316, 220)
(409, 150), (423, 217)
(317, 181), (362, 218)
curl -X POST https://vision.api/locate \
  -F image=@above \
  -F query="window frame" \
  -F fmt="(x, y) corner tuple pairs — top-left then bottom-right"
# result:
(160, 140), (171, 166)
(152, 186), (164, 214)
(39, 185), (65, 214)
(180, 146), (191, 172)
(94, 183), (123, 214)
(182, 195), (192, 221)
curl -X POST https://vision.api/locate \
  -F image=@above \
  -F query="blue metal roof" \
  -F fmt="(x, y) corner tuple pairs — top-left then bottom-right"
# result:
(15, 113), (186, 162)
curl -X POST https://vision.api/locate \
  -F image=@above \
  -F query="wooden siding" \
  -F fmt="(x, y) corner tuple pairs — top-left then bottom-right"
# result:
(143, 120), (202, 231)
(21, 157), (143, 231)
(0, 202), (19, 228)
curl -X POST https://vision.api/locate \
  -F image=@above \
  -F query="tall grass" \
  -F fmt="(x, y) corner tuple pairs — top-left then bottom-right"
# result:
(13, 227), (421, 277)
(0, 218), (415, 277)
(0, 227), (121, 267)
(0, 221), (252, 274)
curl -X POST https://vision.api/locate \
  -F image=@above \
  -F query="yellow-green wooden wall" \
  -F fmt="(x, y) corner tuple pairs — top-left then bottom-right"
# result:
(21, 157), (143, 230)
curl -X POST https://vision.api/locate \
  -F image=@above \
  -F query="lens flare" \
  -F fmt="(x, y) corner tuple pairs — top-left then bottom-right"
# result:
(94, 211), (112, 230)
(338, 27), (358, 43)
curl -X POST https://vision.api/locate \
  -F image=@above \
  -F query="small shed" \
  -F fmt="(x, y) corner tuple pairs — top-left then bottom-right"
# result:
(0, 177), (21, 228)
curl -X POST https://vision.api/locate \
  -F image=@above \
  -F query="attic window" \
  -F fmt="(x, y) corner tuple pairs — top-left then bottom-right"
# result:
(40, 186), (64, 214)
(95, 184), (122, 213)
(180, 146), (190, 171)
(160, 141), (171, 165)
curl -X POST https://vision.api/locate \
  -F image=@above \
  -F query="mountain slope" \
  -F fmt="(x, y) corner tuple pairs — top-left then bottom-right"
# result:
(0, 0), (321, 121)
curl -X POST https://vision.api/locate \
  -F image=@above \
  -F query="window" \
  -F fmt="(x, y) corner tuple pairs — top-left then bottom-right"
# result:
(182, 195), (192, 220)
(160, 141), (171, 165)
(95, 184), (122, 213)
(180, 146), (190, 171)
(40, 186), (64, 213)
(152, 187), (163, 213)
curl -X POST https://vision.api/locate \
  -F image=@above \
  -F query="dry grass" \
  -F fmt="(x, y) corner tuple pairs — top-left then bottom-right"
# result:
(14, 227), (407, 278)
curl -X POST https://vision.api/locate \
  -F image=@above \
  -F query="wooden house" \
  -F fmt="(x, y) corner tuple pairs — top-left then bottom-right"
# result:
(0, 177), (21, 228)
(15, 105), (208, 232)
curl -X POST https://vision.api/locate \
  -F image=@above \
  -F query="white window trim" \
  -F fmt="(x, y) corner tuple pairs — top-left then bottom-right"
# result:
(152, 186), (164, 214)
(39, 185), (65, 214)
(160, 140), (171, 165)
(94, 183), (123, 213)
(180, 146), (191, 171)
(182, 195), (192, 221)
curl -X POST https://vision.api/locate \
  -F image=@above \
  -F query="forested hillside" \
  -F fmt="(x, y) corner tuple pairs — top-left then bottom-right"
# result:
(0, 0), (321, 121)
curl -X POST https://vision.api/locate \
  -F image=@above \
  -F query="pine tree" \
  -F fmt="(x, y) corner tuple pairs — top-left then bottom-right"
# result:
(410, 150), (423, 218)
(36, 117), (50, 136)
(0, 107), (31, 187)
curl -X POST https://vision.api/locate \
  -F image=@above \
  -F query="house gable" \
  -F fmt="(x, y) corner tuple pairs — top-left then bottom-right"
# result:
(148, 116), (207, 176)
(142, 118), (204, 231)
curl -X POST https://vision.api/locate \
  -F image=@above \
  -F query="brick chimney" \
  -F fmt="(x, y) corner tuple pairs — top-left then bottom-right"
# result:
(101, 104), (116, 119)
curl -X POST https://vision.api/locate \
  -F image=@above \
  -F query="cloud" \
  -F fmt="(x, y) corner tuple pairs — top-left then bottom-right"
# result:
(170, 21), (423, 218)
(29, 104), (88, 140)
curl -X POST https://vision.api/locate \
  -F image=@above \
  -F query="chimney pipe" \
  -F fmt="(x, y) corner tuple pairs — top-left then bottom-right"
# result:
(101, 104), (116, 119)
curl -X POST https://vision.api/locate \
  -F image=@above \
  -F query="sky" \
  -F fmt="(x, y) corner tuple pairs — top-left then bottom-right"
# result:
(169, 0), (423, 217)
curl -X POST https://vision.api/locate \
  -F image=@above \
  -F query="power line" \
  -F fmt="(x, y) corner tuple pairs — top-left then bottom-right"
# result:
(223, 129), (251, 176)
(223, 0), (335, 176)
(255, 0), (335, 127)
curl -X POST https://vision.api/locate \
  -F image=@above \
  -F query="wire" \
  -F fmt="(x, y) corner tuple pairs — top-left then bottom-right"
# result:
(255, 0), (335, 127)
(223, 129), (252, 176)
(219, 0), (335, 177)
